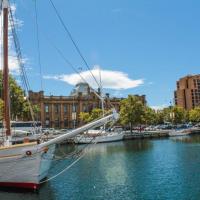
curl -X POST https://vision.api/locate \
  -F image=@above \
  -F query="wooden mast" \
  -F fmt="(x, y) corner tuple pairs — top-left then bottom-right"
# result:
(2, 0), (11, 137)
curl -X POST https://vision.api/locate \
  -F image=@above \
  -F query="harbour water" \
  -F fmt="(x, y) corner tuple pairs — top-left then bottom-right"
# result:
(1, 135), (200, 200)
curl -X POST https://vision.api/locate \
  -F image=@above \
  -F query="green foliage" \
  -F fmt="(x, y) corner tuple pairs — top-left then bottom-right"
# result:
(22, 102), (40, 121)
(172, 106), (188, 124)
(118, 96), (190, 128)
(120, 95), (145, 132)
(189, 107), (200, 123)
(0, 71), (39, 121)
(80, 108), (103, 123)
(155, 110), (165, 124)
(144, 107), (157, 125)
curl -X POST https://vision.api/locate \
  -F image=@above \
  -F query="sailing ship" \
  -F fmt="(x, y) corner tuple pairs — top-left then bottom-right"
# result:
(0, 0), (119, 190)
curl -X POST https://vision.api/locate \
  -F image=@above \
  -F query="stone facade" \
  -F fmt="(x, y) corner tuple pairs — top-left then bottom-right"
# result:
(29, 83), (146, 128)
(174, 75), (200, 110)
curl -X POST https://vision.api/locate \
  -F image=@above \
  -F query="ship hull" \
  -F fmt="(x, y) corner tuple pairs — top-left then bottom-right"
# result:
(0, 143), (55, 190)
(168, 128), (192, 137)
(74, 132), (124, 144)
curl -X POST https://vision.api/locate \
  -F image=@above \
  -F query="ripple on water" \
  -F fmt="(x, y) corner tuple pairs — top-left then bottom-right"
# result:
(1, 136), (200, 200)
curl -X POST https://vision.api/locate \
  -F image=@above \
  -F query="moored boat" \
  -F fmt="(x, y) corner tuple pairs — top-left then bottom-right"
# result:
(168, 128), (192, 137)
(0, 0), (119, 190)
(74, 131), (124, 144)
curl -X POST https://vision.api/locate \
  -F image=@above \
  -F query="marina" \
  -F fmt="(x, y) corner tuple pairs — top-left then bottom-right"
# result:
(1, 135), (200, 199)
(0, 0), (200, 199)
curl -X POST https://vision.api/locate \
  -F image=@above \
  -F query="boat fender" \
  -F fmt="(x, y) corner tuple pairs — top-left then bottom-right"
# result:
(43, 147), (49, 153)
(26, 150), (32, 156)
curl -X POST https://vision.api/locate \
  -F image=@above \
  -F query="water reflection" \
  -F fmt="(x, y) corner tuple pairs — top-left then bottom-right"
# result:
(123, 139), (153, 152)
(1, 137), (200, 199)
(0, 182), (56, 200)
(171, 134), (200, 144)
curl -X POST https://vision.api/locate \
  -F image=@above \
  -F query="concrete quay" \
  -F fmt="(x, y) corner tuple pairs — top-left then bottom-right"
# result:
(123, 130), (169, 140)
(123, 128), (200, 140)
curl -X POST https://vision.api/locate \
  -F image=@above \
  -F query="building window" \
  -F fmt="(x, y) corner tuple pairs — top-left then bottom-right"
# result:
(64, 118), (68, 127)
(45, 104), (49, 113)
(72, 112), (77, 120)
(54, 104), (60, 114)
(71, 120), (77, 128)
(55, 118), (60, 128)
(45, 118), (50, 127)
(186, 79), (189, 89)
(194, 79), (197, 88)
(63, 104), (68, 114)
(72, 104), (77, 112)
(83, 104), (88, 112)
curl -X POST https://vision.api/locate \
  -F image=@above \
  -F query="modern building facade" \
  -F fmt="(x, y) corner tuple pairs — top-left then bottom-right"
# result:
(29, 83), (146, 129)
(174, 75), (200, 110)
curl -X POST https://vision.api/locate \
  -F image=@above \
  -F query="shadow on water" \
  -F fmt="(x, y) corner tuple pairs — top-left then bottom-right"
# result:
(0, 182), (55, 200)
(123, 139), (153, 152)
(170, 134), (200, 144)
(57, 140), (153, 156)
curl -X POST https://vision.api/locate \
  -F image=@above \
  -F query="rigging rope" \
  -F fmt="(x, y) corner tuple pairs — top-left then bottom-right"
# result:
(39, 152), (85, 184)
(48, 0), (101, 89)
(8, 2), (38, 130)
(39, 119), (118, 184)
(13, 0), (115, 110)
(34, 0), (43, 91)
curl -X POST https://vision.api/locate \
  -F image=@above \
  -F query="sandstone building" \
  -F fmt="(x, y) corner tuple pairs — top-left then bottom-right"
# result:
(29, 83), (146, 129)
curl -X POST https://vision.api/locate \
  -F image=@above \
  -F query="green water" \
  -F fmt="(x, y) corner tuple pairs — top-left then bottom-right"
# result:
(1, 135), (200, 200)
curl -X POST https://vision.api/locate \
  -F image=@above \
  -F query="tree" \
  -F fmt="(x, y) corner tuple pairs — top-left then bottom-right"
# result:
(120, 95), (145, 132)
(155, 106), (188, 124)
(172, 106), (187, 124)
(144, 107), (157, 125)
(189, 107), (200, 123)
(22, 102), (40, 121)
(79, 112), (91, 123)
(0, 70), (39, 121)
(155, 110), (165, 124)
(80, 108), (103, 123)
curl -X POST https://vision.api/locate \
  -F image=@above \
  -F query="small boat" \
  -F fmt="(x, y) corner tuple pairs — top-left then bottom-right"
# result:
(168, 128), (192, 137)
(74, 130), (124, 144)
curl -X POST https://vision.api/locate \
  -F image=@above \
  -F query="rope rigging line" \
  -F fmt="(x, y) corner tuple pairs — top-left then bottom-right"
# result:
(8, 5), (30, 91)
(48, 39), (114, 109)
(48, 0), (101, 89)
(11, 1), (115, 110)
(39, 118), (118, 184)
(34, 0), (43, 91)
(39, 152), (85, 184)
(8, 2), (38, 128)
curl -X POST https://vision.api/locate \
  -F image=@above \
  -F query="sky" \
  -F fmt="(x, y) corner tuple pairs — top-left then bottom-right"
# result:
(1, 0), (200, 109)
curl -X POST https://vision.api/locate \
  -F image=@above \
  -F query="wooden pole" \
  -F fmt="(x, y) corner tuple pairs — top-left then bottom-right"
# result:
(3, 3), (11, 137)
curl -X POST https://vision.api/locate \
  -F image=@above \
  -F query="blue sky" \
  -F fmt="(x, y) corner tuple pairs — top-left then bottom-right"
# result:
(7, 0), (200, 108)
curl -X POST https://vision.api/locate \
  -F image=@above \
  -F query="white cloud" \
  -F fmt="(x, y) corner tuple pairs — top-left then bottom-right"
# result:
(44, 65), (144, 90)
(0, 4), (24, 74)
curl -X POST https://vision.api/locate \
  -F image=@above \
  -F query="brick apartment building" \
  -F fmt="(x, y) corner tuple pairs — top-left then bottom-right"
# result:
(174, 75), (200, 110)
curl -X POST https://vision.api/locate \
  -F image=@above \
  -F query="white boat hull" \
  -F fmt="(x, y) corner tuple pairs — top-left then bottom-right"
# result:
(0, 143), (55, 189)
(168, 129), (191, 137)
(74, 132), (124, 144)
